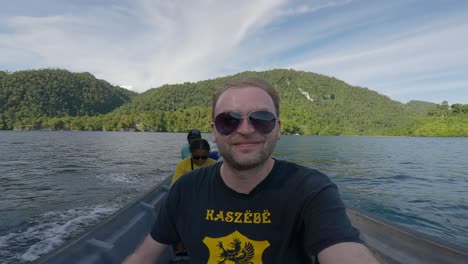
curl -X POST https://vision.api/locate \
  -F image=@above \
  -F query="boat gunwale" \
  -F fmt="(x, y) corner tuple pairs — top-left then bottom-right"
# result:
(31, 175), (468, 263)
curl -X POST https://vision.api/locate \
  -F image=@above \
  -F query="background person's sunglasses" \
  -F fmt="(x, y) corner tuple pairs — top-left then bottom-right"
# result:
(214, 111), (277, 136)
(192, 155), (208, 160)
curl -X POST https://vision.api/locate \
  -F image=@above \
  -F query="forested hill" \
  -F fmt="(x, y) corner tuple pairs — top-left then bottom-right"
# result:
(2, 68), (467, 136)
(118, 69), (418, 135)
(0, 69), (137, 129)
(405, 100), (438, 115)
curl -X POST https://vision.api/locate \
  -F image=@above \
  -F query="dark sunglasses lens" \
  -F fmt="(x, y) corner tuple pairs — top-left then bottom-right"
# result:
(193, 156), (208, 160)
(249, 111), (277, 134)
(214, 112), (242, 135)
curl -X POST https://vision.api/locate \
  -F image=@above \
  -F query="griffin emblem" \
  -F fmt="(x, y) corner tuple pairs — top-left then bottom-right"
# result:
(217, 238), (254, 264)
(203, 230), (270, 264)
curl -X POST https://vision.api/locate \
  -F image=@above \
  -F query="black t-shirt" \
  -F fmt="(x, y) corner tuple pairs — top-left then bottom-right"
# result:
(151, 159), (362, 263)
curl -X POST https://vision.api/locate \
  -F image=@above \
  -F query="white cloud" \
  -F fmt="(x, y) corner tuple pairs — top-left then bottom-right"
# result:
(1, 0), (349, 91)
(279, 0), (352, 16)
(287, 7), (468, 103)
(1, 0), (468, 103)
(119, 85), (134, 91)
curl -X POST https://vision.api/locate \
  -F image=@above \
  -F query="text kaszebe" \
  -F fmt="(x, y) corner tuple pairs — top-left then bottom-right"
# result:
(205, 209), (272, 224)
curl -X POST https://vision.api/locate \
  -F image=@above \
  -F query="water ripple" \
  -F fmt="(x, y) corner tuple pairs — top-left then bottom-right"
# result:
(1, 132), (467, 262)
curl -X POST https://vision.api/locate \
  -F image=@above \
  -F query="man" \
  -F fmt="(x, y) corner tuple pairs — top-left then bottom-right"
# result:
(181, 128), (202, 159)
(124, 78), (379, 263)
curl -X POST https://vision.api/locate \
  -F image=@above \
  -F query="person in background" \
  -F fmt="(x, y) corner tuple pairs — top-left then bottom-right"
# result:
(180, 129), (202, 159)
(172, 138), (217, 185)
(124, 77), (379, 263)
(171, 138), (217, 256)
(208, 150), (220, 160)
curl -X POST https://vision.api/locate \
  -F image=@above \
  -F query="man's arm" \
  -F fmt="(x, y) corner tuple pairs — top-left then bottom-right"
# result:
(317, 242), (379, 264)
(122, 234), (168, 264)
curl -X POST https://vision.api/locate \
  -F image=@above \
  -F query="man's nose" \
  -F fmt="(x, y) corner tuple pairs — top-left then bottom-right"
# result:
(236, 117), (255, 134)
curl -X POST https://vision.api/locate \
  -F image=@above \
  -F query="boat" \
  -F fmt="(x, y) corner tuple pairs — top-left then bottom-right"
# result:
(32, 175), (468, 264)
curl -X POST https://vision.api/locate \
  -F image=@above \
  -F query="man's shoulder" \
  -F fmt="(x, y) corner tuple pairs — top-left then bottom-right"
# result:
(275, 159), (325, 176)
(273, 159), (332, 186)
(195, 161), (221, 178)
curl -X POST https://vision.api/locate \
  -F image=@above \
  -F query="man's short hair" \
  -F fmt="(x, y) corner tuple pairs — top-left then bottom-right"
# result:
(212, 77), (280, 119)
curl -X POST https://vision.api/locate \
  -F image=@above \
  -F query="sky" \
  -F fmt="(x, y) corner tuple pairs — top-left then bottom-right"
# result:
(1, 0), (468, 104)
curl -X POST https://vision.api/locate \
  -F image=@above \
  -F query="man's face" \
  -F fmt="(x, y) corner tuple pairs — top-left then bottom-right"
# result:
(211, 87), (280, 170)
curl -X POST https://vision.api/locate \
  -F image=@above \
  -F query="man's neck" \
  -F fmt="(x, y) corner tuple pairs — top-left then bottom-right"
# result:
(220, 158), (275, 194)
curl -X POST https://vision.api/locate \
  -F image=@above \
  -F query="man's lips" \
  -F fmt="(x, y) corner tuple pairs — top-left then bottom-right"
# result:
(233, 141), (261, 147)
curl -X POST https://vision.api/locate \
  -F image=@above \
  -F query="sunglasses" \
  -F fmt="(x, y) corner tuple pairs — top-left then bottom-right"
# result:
(214, 110), (277, 136)
(192, 155), (208, 160)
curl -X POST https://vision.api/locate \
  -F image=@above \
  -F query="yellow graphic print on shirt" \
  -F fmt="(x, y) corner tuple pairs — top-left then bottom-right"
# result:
(203, 230), (270, 264)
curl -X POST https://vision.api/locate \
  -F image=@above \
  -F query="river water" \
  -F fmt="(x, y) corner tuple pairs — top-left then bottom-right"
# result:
(0, 131), (467, 263)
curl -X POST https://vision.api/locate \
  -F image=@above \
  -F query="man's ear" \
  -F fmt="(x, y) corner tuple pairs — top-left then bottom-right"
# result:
(210, 122), (217, 143)
(275, 119), (281, 140)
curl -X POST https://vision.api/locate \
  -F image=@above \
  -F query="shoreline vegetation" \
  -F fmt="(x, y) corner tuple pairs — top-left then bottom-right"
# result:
(1, 69), (467, 137)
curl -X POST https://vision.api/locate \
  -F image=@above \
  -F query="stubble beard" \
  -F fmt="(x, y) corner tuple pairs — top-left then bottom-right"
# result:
(220, 140), (278, 171)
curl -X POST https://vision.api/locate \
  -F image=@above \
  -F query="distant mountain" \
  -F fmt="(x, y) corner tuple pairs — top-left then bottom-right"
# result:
(0, 69), (137, 129)
(117, 69), (418, 135)
(2, 68), (466, 136)
(405, 100), (438, 115)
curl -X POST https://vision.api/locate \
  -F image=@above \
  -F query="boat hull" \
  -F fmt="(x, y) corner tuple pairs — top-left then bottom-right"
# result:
(32, 176), (468, 264)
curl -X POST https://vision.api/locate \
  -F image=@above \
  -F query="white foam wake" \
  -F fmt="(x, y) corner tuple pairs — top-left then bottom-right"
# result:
(96, 172), (142, 184)
(0, 204), (118, 263)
